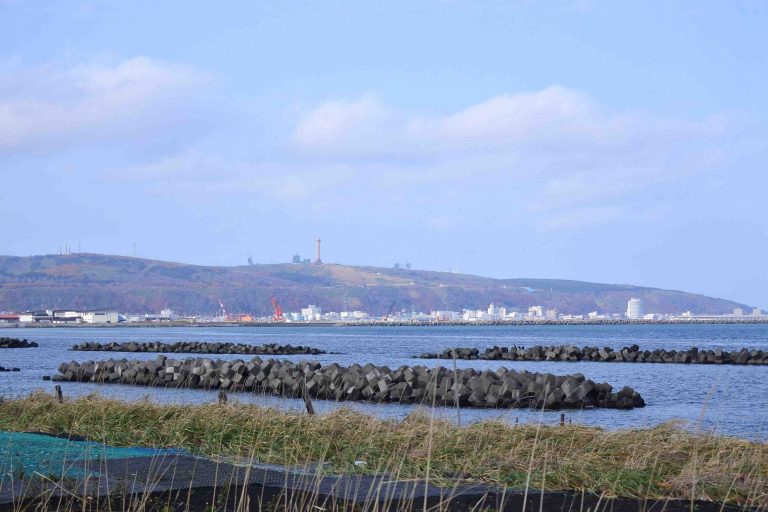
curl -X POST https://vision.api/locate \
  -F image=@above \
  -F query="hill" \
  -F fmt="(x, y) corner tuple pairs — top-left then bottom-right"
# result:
(0, 253), (749, 315)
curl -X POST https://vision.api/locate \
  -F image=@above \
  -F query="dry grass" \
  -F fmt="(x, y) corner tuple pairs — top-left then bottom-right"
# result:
(0, 392), (766, 507)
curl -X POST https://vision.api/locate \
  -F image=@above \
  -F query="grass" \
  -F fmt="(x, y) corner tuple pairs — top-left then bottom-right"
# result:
(0, 392), (766, 508)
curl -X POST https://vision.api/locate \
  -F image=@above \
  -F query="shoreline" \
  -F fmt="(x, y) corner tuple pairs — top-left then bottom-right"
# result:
(2, 318), (768, 328)
(1, 393), (765, 508)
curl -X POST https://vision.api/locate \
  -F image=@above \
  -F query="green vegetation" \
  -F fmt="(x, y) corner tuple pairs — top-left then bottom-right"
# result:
(1, 393), (766, 507)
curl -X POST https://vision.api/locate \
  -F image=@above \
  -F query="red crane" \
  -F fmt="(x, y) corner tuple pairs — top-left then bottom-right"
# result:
(271, 297), (285, 322)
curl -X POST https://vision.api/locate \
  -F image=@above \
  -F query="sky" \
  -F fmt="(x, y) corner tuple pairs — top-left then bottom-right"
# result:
(0, 1), (766, 307)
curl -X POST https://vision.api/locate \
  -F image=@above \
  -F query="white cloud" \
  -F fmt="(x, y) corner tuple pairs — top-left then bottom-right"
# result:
(0, 56), (208, 151)
(289, 87), (739, 229)
(293, 95), (394, 153)
(293, 86), (731, 157)
(293, 86), (644, 156)
(65, 83), (743, 234)
(107, 148), (360, 205)
(410, 86), (606, 147)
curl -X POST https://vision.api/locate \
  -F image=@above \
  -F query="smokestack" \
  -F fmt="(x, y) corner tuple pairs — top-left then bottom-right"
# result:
(314, 237), (322, 264)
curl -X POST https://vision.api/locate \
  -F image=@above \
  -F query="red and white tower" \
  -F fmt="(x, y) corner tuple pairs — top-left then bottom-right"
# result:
(314, 237), (322, 264)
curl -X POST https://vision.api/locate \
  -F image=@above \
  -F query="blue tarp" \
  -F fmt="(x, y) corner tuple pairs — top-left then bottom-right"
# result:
(0, 431), (178, 480)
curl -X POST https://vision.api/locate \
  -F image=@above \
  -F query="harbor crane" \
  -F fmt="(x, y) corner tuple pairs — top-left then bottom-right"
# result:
(271, 297), (285, 322)
(218, 299), (228, 321)
(383, 301), (396, 322)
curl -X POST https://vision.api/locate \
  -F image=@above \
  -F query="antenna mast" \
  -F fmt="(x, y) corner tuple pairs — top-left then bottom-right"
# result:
(314, 237), (322, 264)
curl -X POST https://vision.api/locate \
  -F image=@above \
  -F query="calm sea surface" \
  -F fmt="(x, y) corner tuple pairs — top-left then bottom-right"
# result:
(1, 324), (767, 439)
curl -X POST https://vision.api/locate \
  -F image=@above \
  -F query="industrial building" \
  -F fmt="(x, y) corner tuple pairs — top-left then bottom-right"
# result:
(626, 298), (645, 320)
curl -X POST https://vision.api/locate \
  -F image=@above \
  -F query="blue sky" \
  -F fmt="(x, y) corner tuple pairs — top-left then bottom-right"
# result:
(1, 1), (766, 307)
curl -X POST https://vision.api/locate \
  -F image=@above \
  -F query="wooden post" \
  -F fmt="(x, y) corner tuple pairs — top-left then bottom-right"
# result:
(218, 390), (227, 404)
(452, 355), (461, 427)
(560, 413), (565, 427)
(301, 380), (315, 416)
(54, 385), (63, 403)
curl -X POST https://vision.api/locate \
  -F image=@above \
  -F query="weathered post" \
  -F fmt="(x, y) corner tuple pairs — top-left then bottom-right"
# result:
(301, 380), (315, 416)
(560, 413), (565, 427)
(452, 354), (461, 427)
(55, 385), (63, 403)
(218, 390), (228, 404)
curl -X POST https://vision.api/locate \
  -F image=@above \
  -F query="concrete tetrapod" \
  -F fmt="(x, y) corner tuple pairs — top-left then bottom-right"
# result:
(71, 341), (325, 355)
(51, 357), (645, 410)
(418, 344), (768, 365)
(0, 337), (38, 349)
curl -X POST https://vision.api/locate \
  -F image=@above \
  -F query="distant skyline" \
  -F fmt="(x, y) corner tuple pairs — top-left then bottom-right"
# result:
(1, 1), (766, 308)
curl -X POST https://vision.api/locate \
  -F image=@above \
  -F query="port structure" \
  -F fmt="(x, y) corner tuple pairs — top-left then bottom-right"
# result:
(271, 297), (285, 322)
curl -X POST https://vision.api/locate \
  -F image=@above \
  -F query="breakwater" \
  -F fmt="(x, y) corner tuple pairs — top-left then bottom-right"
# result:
(343, 318), (768, 327)
(0, 337), (38, 349)
(50, 357), (645, 410)
(71, 341), (326, 355)
(0, 366), (20, 372)
(418, 344), (768, 365)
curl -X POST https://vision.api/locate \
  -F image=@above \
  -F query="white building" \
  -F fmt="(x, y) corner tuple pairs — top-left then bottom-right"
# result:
(301, 305), (322, 321)
(545, 308), (558, 320)
(80, 311), (119, 324)
(626, 298), (644, 320)
(733, 308), (744, 317)
(18, 311), (51, 323)
(56, 310), (82, 319)
(753, 308), (763, 317)
(159, 308), (178, 320)
(477, 303), (507, 321)
(433, 310), (461, 321)
(528, 306), (543, 318)
(340, 310), (369, 320)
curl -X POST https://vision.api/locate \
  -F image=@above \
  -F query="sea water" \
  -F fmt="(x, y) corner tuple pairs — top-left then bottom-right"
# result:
(1, 324), (766, 438)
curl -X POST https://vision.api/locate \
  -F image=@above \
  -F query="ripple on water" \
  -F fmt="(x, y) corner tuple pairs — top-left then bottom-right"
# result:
(0, 323), (766, 439)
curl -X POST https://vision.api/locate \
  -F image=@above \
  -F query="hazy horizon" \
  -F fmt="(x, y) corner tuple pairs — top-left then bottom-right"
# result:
(1, 2), (766, 308)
